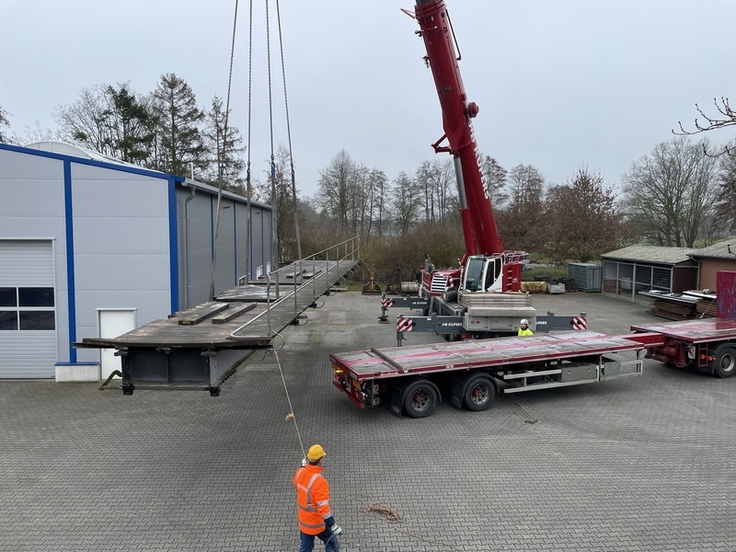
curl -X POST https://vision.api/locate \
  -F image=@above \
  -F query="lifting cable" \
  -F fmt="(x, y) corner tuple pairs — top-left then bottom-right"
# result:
(209, 0), (241, 300)
(265, 0), (277, 264)
(260, 0), (306, 460)
(245, 0), (253, 280)
(214, 7), (465, 548)
(275, 0), (302, 260)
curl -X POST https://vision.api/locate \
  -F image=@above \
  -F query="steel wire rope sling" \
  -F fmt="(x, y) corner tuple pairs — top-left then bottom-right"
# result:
(209, 0), (241, 300)
(275, 0), (303, 262)
(253, 0), (309, 462)
(262, 0), (312, 465)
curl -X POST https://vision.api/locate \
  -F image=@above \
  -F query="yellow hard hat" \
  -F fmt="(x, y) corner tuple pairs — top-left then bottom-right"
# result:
(307, 444), (326, 462)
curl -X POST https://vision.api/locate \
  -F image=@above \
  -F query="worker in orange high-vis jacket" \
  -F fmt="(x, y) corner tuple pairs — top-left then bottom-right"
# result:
(293, 444), (341, 552)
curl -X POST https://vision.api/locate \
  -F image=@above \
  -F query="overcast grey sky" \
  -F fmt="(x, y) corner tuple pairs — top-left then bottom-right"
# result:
(2, 0), (735, 199)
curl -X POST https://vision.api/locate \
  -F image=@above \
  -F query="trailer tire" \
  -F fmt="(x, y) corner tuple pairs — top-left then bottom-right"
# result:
(463, 376), (496, 412)
(713, 344), (736, 378)
(403, 379), (439, 418)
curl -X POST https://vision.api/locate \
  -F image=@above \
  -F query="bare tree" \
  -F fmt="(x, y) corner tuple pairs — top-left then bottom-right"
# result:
(497, 164), (546, 252)
(675, 97), (736, 156)
(415, 160), (439, 224)
(544, 168), (624, 263)
(255, 144), (303, 262)
(715, 152), (736, 233)
(0, 99), (10, 143)
(621, 137), (720, 247)
(414, 159), (458, 225)
(55, 83), (156, 164)
(316, 149), (363, 234)
(11, 121), (58, 145)
(353, 167), (389, 242)
(390, 171), (421, 236)
(55, 84), (111, 153)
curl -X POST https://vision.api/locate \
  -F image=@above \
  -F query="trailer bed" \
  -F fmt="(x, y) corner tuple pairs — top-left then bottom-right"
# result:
(630, 318), (736, 344)
(331, 330), (646, 381)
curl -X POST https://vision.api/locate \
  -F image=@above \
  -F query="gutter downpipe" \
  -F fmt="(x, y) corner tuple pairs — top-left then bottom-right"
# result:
(183, 180), (197, 309)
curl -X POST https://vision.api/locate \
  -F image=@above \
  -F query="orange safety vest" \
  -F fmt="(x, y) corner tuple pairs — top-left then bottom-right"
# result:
(293, 464), (332, 535)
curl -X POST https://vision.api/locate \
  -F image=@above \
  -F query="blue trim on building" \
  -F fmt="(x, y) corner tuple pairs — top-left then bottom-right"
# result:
(55, 362), (98, 366)
(233, 201), (238, 283)
(0, 143), (184, 182)
(63, 160), (77, 363)
(167, 178), (179, 313)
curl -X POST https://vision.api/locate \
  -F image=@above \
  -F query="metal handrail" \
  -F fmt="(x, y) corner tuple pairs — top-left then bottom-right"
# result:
(228, 236), (359, 340)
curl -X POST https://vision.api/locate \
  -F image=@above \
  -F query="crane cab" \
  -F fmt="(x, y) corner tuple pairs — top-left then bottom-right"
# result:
(462, 256), (504, 292)
(462, 254), (524, 293)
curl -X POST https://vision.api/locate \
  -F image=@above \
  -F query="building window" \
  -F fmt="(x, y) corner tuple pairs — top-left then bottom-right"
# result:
(0, 287), (55, 331)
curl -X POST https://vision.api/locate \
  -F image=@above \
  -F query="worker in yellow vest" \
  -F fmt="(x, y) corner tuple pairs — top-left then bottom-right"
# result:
(518, 319), (533, 336)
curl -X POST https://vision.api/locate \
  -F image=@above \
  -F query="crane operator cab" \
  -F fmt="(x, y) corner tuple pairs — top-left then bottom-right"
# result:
(462, 255), (503, 292)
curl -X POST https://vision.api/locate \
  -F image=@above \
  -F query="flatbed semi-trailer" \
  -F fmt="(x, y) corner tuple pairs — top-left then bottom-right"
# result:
(629, 318), (736, 378)
(331, 330), (645, 418)
(331, 318), (736, 417)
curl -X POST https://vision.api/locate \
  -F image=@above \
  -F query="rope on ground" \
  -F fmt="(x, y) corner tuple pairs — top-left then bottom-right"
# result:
(348, 495), (464, 551)
(360, 502), (404, 523)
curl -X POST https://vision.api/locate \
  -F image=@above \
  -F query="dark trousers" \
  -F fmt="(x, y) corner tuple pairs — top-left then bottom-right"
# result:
(299, 529), (339, 552)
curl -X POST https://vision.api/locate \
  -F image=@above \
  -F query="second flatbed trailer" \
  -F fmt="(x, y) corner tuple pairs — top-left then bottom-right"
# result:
(331, 318), (736, 418)
(629, 318), (736, 377)
(331, 330), (645, 418)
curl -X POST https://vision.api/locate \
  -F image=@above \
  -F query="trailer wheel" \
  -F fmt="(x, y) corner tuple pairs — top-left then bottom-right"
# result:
(403, 380), (438, 418)
(713, 344), (736, 378)
(463, 376), (496, 412)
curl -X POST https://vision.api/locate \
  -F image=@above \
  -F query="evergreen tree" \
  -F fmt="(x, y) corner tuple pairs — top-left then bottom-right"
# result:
(202, 95), (246, 192)
(106, 84), (157, 165)
(55, 83), (156, 164)
(152, 73), (206, 177)
(480, 155), (508, 210)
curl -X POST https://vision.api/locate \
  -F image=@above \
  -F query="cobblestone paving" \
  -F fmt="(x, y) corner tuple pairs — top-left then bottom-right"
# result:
(1, 292), (734, 551)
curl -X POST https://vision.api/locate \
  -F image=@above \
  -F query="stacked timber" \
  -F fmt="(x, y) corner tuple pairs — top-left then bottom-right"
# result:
(650, 299), (696, 320)
(687, 291), (718, 318)
(643, 289), (720, 320)
(696, 301), (718, 317)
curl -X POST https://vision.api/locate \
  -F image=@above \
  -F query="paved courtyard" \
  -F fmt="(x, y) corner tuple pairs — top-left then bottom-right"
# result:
(1, 291), (734, 551)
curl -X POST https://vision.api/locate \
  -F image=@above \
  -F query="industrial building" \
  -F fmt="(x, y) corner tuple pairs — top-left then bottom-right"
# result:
(0, 142), (272, 381)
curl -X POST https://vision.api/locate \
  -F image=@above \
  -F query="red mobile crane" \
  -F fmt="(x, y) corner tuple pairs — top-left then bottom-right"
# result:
(414, 0), (529, 296)
(331, 1), (736, 418)
(380, 0), (580, 342)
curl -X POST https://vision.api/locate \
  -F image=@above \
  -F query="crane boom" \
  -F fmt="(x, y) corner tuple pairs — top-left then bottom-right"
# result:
(414, 0), (503, 257)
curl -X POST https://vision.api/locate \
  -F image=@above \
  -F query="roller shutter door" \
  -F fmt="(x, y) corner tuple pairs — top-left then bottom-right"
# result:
(0, 240), (57, 378)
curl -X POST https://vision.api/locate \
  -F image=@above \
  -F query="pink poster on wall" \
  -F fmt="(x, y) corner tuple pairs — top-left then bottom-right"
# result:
(716, 271), (736, 320)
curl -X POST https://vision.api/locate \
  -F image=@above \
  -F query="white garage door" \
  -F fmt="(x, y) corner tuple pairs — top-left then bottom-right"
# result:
(0, 240), (57, 378)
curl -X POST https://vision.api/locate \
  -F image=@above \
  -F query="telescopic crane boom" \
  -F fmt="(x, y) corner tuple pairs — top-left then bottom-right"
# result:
(414, 0), (503, 259)
(411, 0), (529, 299)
